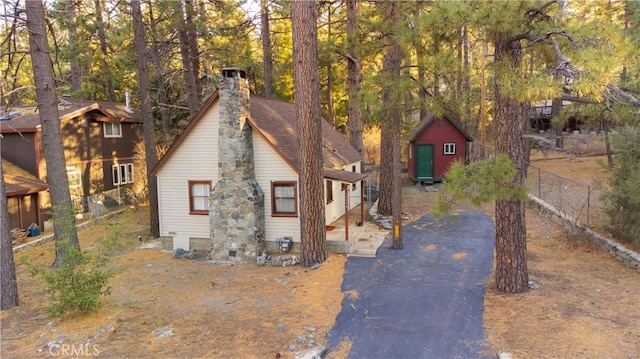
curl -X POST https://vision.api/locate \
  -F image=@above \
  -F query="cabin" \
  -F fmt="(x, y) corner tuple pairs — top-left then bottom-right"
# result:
(2, 159), (49, 231)
(407, 112), (473, 183)
(0, 98), (142, 214)
(151, 68), (366, 262)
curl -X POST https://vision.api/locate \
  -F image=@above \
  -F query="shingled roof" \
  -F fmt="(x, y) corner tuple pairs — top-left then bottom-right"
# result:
(152, 93), (364, 177)
(0, 98), (141, 134)
(2, 159), (48, 196)
(248, 96), (362, 170)
(408, 111), (474, 143)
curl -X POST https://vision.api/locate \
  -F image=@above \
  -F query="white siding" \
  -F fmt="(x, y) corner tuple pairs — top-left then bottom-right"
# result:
(156, 103), (220, 250)
(157, 102), (363, 249)
(343, 160), (363, 210)
(253, 133), (302, 243)
(324, 161), (364, 224)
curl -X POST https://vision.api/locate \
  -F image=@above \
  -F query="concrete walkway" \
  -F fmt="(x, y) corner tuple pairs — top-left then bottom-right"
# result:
(327, 211), (495, 359)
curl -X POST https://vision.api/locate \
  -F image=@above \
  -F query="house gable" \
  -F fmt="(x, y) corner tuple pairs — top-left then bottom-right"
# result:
(153, 86), (365, 252)
(156, 100), (220, 250)
(408, 113), (473, 182)
(1, 99), (142, 198)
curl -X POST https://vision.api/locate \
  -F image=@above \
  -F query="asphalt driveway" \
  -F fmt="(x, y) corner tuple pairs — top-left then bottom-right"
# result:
(327, 211), (495, 359)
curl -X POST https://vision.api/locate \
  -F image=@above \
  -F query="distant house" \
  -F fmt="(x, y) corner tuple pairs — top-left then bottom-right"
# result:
(151, 68), (366, 262)
(0, 98), (142, 213)
(2, 159), (49, 230)
(407, 112), (473, 183)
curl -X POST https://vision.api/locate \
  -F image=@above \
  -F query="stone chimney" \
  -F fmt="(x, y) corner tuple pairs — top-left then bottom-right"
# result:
(209, 68), (265, 262)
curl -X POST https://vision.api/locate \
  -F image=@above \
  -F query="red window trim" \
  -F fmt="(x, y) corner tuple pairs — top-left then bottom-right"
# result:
(271, 181), (298, 217)
(188, 180), (211, 215)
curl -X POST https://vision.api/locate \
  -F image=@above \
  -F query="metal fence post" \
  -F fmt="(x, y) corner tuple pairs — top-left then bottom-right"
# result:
(621, 205), (625, 243)
(538, 167), (541, 197)
(558, 176), (562, 211)
(587, 185), (591, 225)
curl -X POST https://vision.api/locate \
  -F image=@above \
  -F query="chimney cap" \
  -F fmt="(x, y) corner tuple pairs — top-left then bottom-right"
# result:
(222, 67), (246, 79)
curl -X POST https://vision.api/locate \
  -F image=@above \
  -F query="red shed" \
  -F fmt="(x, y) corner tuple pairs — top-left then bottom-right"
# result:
(407, 112), (473, 183)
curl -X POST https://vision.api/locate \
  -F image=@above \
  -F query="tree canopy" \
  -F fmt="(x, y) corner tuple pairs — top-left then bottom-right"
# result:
(2, 0), (639, 292)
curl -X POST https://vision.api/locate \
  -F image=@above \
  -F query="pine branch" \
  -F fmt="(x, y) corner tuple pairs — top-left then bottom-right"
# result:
(606, 84), (640, 107)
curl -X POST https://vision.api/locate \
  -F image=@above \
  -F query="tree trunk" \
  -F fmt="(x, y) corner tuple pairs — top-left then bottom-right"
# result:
(480, 38), (488, 155)
(463, 25), (471, 133)
(493, 32), (529, 293)
(603, 117), (613, 168)
(94, 0), (115, 101)
(261, 0), (274, 97)
(26, 0), (80, 267)
(132, 0), (160, 238)
(432, 34), (440, 97)
(147, 2), (173, 144)
(66, 0), (81, 93)
(0, 162), (19, 310)
(456, 27), (463, 102)
(552, 96), (564, 148)
(346, 0), (363, 155)
(325, 7), (335, 127)
(291, 0), (327, 267)
(378, 1), (403, 244)
(176, 2), (200, 118)
(185, 0), (202, 104)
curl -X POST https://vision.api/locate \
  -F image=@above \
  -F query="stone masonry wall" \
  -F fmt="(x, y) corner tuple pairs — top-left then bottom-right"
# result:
(529, 195), (640, 272)
(210, 68), (265, 263)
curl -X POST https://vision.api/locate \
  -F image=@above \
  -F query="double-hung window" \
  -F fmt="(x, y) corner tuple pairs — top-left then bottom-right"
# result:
(66, 166), (82, 189)
(326, 180), (334, 204)
(104, 122), (122, 138)
(271, 181), (297, 217)
(189, 181), (211, 215)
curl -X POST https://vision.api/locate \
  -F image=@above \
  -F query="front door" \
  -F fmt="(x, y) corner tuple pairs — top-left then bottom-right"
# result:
(416, 144), (434, 180)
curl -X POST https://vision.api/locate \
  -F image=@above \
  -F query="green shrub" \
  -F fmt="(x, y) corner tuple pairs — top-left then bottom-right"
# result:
(433, 154), (529, 220)
(601, 125), (640, 250)
(21, 225), (119, 317)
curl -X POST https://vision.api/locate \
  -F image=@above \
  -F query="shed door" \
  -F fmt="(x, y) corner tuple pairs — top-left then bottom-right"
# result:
(416, 144), (434, 179)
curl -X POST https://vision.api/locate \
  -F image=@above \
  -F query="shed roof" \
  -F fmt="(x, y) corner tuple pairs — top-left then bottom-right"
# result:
(323, 169), (368, 184)
(2, 159), (49, 196)
(408, 111), (474, 143)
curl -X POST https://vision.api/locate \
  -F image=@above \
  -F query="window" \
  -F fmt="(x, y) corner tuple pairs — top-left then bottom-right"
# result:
(271, 181), (297, 216)
(352, 165), (357, 190)
(189, 181), (211, 214)
(104, 122), (122, 137)
(444, 143), (456, 155)
(112, 163), (134, 185)
(66, 166), (82, 189)
(326, 180), (334, 204)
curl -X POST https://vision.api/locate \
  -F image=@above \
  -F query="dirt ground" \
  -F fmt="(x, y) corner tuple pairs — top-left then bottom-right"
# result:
(2, 153), (639, 358)
(482, 152), (640, 358)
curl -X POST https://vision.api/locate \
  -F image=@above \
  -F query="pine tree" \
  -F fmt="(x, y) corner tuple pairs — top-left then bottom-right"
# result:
(25, 0), (80, 268)
(0, 161), (19, 310)
(131, 0), (160, 238)
(291, 0), (327, 266)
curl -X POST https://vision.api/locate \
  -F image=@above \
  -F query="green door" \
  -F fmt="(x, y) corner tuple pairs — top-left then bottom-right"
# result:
(416, 144), (434, 179)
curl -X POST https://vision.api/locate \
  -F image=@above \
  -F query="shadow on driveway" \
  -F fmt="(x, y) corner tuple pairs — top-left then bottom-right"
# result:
(327, 211), (495, 359)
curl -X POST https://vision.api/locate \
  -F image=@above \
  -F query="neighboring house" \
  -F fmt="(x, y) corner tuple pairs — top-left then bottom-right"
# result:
(0, 97), (142, 213)
(152, 68), (366, 261)
(2, 159), (49, 230)
(407, 112), (473, 183)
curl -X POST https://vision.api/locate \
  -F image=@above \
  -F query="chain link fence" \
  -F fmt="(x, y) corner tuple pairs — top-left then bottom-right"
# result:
(524, 163), (609, 232)
(69, 187), (132, 220)
(524, 163), (640, 250)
